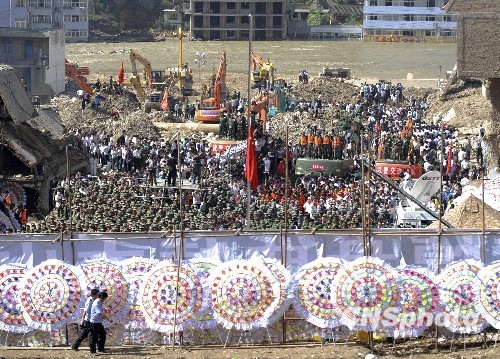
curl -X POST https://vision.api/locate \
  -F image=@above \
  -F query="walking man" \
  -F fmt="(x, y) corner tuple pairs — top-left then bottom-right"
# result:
(71, 288), (99, 351)
(89, 292), (109, 355)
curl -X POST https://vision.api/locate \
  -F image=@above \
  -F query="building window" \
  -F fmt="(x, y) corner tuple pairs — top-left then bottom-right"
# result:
(443, 15), (452, 21)
(241, 15), (249, 24)
(64, 15), (88, 22)
(31, 15), (52, 23)
(241, 2), (250, 9)
(66, 30), (88, 37)
(15, 19), (27, 28)
(168, 13), (178, 21)
(402, 30), (414, 36)
(369, 0), (377, 5)
(226, 16), (235, 24)
(227, 2), (235, 10)
(427, 0), (435, 6)
(16, 0), (28, 7)
(369, 15), (378, 20)
(426, 15), (435, 21)
(404, 0), (414, 6)
(24, 40), (33, 60)
(31, 0), (52, 7)
(3, 40), (12, 54)
(403, 14), (414, 21)
(241, 30), (249, 39)
(63, 0), (87, 8)
(385, 0), (392, 6)
(226, 30), (235, 38)
(194, 2), (203, 12)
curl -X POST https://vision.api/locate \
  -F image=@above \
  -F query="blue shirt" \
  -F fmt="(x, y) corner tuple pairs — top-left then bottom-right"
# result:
(83, 296), (93, 321)
(90, 299), (103, 324)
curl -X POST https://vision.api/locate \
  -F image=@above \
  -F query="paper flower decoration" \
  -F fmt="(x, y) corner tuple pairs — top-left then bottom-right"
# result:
(333, 256), (399, 331)
(208, 259), (283, 331)
(185, 257), (221, 330)
(438, 259), (485, 334)
(475, 260), (500, 329)
(392, 266), (440, 338)
(262, 258), (293, 326)
(80, 260), (129, 326)
(0, 264), (29, 333)
(120, 257), (158, 330)
(293, 257), (344, 329)
(138, 260), (204, 333)
(19, 259), (86, 331)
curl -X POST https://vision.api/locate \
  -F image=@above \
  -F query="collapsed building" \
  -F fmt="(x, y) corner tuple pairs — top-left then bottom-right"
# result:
(0, 65), (88, 216)
(445, 0), (500, 114)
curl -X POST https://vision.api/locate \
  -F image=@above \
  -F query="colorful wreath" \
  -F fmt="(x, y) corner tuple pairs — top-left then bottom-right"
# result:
(19, 259), (86, 331)
(476, 260), (500, 329)
(80, 260), (129, 326)
(208, 259), (284, 331)
(392, 266), (440, 338)
(333, 256), (399, 331)
(293, 257), (345, 329)
(138, 260), (204, 333)
(437, 259), (485, 334)
(0, 264), (29, 333)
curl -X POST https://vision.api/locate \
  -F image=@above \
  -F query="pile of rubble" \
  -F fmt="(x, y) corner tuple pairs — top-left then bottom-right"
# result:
(50, 87), (162, 137)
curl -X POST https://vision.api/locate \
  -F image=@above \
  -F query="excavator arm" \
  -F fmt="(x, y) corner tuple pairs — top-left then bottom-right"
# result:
(250, 51), (274, 86)
(65, 60), (93, 95)
(213, 51), (227, 108)
(251, 51), (264, 72)
(129, 49), (153, 82)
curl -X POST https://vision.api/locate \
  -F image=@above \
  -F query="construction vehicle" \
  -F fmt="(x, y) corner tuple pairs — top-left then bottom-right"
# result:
(319, 67), (351, 79)
(128, 49), (196, 113)
(65, 60), (93, 95)
(251, 51), (274, 89)
(196, 51), (227, 123)
(249, 92), (269, 125)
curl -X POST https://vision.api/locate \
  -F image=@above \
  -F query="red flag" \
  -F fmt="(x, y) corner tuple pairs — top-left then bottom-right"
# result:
(117, 61), (124, 84)
(446, 138), (453, 175)
(160, 89), (169, 111)
(245, 121), (258, 190)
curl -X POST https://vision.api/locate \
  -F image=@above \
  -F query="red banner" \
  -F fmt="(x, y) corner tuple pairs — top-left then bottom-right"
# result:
(375, 163), (422, 179)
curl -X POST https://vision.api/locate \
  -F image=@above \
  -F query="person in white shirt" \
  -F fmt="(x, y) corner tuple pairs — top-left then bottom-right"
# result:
(71, 288), (99, 351)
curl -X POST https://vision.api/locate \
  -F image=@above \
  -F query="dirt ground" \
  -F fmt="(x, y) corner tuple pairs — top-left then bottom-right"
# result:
(1, 341), (500, 359)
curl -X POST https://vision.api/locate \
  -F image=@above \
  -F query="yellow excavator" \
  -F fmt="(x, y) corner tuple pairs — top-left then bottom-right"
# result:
(251, 51), (275, 88)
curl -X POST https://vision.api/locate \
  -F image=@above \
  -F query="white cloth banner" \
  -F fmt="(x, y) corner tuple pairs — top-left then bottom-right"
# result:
(0, 232), (497, 273)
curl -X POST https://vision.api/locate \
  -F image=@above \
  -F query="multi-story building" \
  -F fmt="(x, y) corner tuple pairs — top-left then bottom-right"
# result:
(363, 0), (458, 42)
(0, 0), (89, 42)
(0, 28), (66, 101)
(190, 0), (288, 41)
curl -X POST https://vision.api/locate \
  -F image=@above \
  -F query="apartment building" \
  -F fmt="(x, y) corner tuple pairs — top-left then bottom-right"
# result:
(0, 28), (66, 101)
(0, 0), (89, 42)
(190, 0), (288, 41)
(363, 0), (457, 42)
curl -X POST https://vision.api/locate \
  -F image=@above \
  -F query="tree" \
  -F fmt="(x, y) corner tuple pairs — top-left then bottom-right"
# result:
(307, 8), (330, 26)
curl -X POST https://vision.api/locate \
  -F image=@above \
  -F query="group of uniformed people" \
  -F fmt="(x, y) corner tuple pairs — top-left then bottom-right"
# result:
(219, 113), (248, 141)
(299, 130), (345, 160)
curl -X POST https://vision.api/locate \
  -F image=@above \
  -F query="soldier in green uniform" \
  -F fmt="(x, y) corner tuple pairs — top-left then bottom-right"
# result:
(227, 116), (235, 140)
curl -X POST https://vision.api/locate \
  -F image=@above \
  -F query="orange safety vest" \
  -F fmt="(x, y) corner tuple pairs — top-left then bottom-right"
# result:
(333, 137), (341, 148)
(315, 136), (322, 146)
(323, 136), (330, 145)
(308, 135), (315, 144)
(5, 194), (11, 208)
(20, 209), (28, 225)
(300, 135), (307, 145)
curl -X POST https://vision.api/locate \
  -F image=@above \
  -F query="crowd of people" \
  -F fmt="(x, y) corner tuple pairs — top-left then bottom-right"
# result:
(1, 76), (489, 234)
